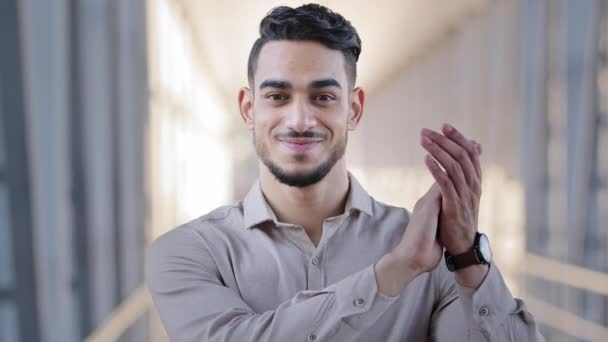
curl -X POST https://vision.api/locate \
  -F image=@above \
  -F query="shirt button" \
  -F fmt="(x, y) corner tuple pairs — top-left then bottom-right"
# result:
(354, 298), (365, 307)
(479, 306), (489, 316)
(307, 333), (316, 341)
(311, 256), (320, 265)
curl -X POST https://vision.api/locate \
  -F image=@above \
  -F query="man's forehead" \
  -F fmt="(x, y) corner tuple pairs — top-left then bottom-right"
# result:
(254, 40), (347, 87)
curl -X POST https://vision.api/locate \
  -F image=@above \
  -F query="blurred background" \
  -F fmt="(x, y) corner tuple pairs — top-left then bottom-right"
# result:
(1, 0), (607, 341)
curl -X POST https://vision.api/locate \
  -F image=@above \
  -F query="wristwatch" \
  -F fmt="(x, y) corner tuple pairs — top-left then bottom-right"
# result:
(444, 232), (492, 272)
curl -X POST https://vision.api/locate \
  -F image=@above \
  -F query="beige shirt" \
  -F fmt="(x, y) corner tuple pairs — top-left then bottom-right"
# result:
(147, 174), (545, 341)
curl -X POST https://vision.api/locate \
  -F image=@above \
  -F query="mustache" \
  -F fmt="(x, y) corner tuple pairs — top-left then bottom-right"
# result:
(274, 130), (327, 139)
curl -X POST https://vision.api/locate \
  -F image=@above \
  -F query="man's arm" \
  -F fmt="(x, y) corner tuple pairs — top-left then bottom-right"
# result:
(420, 124), (545, 341)
(146, 227), (409, 342)
(430, 261), (546, 341)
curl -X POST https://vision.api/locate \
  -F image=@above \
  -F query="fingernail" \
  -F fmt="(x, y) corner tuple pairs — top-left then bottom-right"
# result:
(443, 124), (453, 132)
(421, 136), (432, 145)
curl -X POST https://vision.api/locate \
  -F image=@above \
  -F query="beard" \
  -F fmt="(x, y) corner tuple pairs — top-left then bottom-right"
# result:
(254, 130), (347, 188)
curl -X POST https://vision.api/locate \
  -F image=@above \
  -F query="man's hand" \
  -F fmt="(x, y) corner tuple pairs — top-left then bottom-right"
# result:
(375, 182), (443, 296)
(418, 124), (489, 289)
(393, 183), (443, 274)
(419, 124), (482, 256)
(375, 124), (483, 296)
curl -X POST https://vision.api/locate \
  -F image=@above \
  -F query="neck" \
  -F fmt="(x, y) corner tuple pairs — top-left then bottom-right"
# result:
(259, 159), (350, 242)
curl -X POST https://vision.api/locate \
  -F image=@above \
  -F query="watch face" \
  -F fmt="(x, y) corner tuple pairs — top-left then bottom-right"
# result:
(478, 234), (492, 263)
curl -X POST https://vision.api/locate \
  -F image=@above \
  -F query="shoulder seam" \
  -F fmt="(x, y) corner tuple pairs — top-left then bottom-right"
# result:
(175, 205), (238, 232)
(204, 205), (237, 222)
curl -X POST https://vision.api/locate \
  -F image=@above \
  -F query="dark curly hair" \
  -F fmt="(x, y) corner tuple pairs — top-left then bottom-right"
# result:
(247, 4), (362, 89)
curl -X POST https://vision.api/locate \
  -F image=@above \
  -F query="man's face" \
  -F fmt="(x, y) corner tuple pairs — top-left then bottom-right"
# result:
(240, 41), (362, 187)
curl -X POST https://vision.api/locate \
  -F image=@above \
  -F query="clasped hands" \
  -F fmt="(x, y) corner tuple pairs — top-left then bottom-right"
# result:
(392, 124), (483, 276)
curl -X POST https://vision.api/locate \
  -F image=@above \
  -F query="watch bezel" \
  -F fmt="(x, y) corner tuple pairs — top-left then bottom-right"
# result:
(475, 233), (492, 264)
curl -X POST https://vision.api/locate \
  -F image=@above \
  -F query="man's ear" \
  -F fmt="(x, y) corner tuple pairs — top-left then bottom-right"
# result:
(348, 87), (365, 130)
(238, 87), (254, 130)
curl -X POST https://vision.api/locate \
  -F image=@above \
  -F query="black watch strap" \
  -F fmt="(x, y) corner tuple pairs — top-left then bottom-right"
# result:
(444, 232), (486, 272)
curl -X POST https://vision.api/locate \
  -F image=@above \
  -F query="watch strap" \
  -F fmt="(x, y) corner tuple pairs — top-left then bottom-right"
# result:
(444, 232), (486, 272)
(444, 248), (480, 271)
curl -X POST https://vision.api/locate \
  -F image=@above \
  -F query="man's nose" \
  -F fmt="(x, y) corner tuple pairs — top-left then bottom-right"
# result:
(284, 98), (317, 132)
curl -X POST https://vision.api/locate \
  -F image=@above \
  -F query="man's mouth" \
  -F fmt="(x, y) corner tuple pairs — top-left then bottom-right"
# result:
(277, 138), (323, 152)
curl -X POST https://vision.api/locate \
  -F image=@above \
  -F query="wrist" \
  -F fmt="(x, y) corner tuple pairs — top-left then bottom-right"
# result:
(375, 252), (419, 297)
(444, 231), (476, 255)
(454, 264), (489, 289)
(444, 232), (492, 272)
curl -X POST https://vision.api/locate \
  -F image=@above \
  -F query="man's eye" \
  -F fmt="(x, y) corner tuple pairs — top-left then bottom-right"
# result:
(315, 94), (335, 102)
(266, 94), (287, 101)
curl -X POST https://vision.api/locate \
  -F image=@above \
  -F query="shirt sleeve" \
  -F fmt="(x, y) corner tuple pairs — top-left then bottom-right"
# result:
(430, 262), (546, 341)
(146, 227), (399, 342)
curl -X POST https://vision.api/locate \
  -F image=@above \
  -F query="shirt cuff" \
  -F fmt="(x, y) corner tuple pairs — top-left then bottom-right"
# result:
(326, 263), (399, 330)
(455, 263), (518, 334)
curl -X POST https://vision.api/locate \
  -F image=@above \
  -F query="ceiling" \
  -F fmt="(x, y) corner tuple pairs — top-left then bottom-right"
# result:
(179, 0), (488, 105)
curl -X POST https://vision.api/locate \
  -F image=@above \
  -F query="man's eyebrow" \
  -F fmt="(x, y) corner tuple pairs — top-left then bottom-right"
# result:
(259, 80), (291, 90)
(309, 78), (342, 89)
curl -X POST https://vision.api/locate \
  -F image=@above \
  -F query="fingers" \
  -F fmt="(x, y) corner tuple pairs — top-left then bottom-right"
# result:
(442, 124), (482, 181)
(421, 128), (478, 191)
(424, 154), (459, 204)
(471, 140), (483, 155)
(421, 134), (468, 198)
(421, 125), (483, 196)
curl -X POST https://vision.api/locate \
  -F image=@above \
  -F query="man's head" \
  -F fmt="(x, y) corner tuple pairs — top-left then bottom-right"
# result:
(238, 4), (365, 187)
(247, 4), (361, 89)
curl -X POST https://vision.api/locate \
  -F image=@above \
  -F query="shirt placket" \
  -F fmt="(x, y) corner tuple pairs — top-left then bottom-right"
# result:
(307, 214), (349, 291)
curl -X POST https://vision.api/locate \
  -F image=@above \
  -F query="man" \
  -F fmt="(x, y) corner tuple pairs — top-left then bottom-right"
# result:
(147, 4), (545, 341)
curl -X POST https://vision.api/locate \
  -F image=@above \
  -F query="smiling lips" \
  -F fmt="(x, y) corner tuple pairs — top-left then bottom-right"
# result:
(278, 138), (323, 152)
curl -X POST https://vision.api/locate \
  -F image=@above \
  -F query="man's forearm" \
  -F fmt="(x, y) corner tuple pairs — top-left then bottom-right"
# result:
(374, 252), (420, 297)
(375, 252), (490, 297)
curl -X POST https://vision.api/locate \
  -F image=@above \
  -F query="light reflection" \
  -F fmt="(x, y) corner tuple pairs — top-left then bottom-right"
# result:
(147, 0), (232, 239)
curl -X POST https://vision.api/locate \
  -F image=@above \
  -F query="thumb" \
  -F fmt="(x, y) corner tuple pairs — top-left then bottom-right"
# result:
(426, 183), (441, 203)
(418, 183), (441, 212)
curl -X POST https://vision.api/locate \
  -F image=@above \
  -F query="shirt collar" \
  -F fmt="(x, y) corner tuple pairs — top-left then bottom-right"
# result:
(344, 172), (374, 216)
(242, 172), (373, 229)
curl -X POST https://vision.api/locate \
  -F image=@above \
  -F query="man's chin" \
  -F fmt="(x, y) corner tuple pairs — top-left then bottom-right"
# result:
(259, 137), (346, 188)
(265, 162), (332, 188)
(274, 175), (324, 188)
